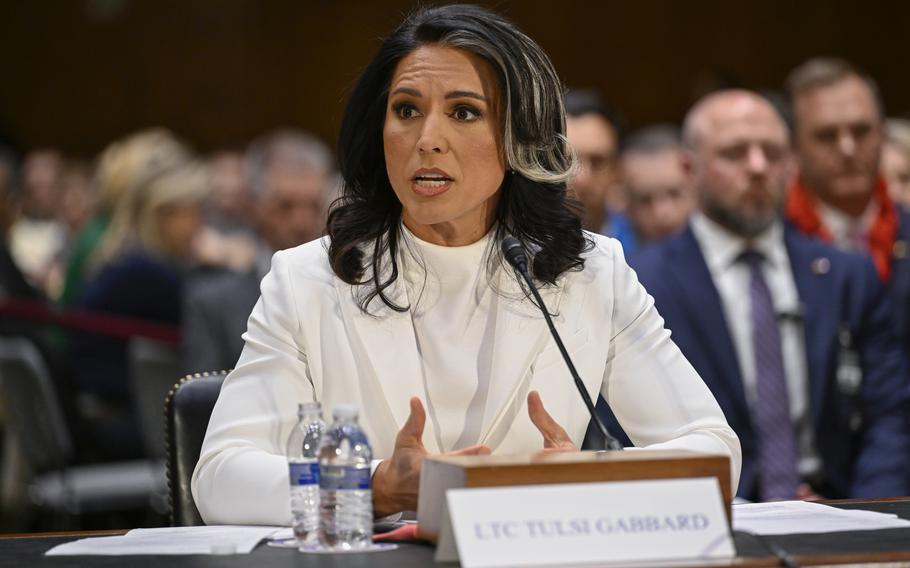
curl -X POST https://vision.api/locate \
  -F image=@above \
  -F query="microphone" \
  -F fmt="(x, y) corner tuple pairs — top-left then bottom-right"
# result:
(501, 236), (623, 452)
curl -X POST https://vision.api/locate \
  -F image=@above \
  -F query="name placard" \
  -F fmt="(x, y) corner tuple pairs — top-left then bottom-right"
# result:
(439, 477), (733, 567)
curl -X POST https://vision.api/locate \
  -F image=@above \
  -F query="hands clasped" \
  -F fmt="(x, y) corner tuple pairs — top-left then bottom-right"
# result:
(371, 390), (577, 517)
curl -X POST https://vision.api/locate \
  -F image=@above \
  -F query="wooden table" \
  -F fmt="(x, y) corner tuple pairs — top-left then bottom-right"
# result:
(2, 498), (910, 566)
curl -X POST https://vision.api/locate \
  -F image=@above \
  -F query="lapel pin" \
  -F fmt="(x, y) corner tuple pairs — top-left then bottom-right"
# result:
(811, 257), (831, 275)
(893, 240), (908, 259)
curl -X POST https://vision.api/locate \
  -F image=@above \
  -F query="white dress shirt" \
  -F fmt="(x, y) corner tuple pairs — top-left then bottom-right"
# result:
(817, 198), (877, 253)
(690, 213), (821, 478)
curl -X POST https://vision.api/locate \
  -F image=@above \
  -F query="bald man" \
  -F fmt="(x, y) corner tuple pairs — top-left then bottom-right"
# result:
(608, 90), (910, 501)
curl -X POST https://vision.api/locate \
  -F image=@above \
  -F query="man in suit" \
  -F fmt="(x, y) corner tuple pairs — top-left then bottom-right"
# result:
(784, 58), (910, 350)
(182, 130), (334, 373)
(627, 89), (910, 500)
(565, 89), (637, 250)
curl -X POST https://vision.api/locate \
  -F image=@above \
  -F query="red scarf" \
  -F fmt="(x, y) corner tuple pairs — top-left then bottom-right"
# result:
(785, 176), (897, 281)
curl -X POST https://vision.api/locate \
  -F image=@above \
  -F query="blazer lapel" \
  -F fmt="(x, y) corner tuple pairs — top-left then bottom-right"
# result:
(478, 262), (562, 449)
(784, 228), (834, 422)
(332, 252), (442, 452)
(668, 228), (749, 418)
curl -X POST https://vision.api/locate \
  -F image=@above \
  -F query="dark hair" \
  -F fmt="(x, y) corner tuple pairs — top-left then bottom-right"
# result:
(621, 124), (681, 156)
(565, 88), (624, 142)
(785, 57), (885, 124)
(328, 3), (590, 313)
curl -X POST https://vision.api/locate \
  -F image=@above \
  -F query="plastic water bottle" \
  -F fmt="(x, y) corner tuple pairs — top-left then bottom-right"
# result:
(318, 404), (373, 550)
(287, 402), (325, 548)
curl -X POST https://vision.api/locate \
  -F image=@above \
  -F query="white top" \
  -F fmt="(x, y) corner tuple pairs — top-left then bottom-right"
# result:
(191, 230), (741, 526)
(690, 213), (821, 478)
(400, 224), (496, 451)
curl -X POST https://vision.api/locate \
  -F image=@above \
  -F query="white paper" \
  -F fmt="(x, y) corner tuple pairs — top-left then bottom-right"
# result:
(45, 525), (285, 556)
(733, 500), (910, 535)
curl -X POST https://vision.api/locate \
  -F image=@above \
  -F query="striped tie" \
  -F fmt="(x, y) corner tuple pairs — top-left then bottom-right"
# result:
(740, 250), (799, 501)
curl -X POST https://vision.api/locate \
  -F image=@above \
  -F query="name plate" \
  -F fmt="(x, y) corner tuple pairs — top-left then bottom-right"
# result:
(438, 477), (733, 567)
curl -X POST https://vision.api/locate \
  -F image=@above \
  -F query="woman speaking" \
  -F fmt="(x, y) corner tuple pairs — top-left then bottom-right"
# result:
(192, 4), (740, 524)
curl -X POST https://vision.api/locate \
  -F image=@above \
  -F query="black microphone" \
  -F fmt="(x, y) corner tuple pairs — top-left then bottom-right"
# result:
(501, 236), (623, 452)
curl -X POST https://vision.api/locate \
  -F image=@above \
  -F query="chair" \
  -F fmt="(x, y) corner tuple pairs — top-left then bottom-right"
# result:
(165, 370), (228, 526)
(0, 337), (165, 527)
(129, 337), (183, 459)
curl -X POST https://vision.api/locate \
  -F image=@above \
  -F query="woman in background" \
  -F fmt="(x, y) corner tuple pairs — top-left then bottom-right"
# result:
(73, 138), (209, 461)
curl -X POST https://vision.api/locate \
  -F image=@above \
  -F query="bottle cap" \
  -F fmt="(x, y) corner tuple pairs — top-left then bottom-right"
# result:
(332, 403), (359, 420)
(298, 401), (322, 416)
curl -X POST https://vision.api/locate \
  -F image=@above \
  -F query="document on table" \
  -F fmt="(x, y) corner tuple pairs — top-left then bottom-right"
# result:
(733, 500), (910, 535)
(45, 525), (286, 556)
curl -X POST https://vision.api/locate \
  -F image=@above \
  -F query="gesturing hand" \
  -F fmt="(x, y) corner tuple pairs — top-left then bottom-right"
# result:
(372, 397), (490, 517)
(528, 390), (577, 453)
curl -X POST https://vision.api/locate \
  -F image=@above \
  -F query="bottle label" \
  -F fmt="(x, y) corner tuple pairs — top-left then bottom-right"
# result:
(319, 464), (371, 491)
(289, 462), (320, 486)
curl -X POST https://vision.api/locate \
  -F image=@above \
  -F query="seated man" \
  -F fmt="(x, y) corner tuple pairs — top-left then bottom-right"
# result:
(619, 124), (694, 245)
(182, 130), (334, 373)
(620, 90), (910, 500)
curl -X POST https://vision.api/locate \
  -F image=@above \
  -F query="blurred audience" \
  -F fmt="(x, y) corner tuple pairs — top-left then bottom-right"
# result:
(72, 132), (209, 461)
(883, 118), (910, 208)
(565, 89), (636, 249)
(183, 129), (332, 374)
(0, 146), (38, 302)
(784, 58), (910, 349)
(8, 150), (66, 297)
(59, 129), (189, 307)
(624, 90), (910, 500)
(619, 125), (694, 249)
(193, 150), (258, 273)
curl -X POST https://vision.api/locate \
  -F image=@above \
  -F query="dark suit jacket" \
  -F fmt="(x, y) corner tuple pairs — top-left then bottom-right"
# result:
(182, 266), (262, 374)
(887, 207), (910, 351)
(603, 224), (910, 499)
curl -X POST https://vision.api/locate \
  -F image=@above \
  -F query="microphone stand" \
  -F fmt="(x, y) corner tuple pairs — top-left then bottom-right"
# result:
(502, 237), (623, 451)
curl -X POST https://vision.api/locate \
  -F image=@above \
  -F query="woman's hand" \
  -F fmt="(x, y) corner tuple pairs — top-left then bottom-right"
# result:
(527, 390), (577, 453)
(372, 397), (490, 517)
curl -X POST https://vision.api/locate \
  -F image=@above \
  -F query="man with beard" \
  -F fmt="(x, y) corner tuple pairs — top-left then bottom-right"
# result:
(622, 90), (909, 501)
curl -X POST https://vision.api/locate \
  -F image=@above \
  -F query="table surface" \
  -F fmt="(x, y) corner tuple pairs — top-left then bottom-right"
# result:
(3, 498), (910, 567)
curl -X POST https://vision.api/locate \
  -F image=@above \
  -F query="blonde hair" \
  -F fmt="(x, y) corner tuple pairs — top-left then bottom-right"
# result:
(92, 153), (209, 271)
(94, 128), (191, 215)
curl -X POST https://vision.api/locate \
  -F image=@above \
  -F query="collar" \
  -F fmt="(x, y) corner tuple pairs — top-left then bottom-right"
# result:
(690, 212), (787, 273)
(816, 197), (877, 251)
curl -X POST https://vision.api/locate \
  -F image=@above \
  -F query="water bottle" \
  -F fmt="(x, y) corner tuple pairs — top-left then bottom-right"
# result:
(287, 402), (326, 548)
(318, 404), (373, 550)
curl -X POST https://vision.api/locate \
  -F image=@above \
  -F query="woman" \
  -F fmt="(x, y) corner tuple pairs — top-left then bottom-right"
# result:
(193, 4), (740, 524)
(73, 141), (209, 460)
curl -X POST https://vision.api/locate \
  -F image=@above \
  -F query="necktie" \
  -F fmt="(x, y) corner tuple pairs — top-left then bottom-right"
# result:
(740, 250), (799, 501)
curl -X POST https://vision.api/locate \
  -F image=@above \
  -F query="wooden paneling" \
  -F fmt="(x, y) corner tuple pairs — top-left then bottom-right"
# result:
(0, 0), (907, 155)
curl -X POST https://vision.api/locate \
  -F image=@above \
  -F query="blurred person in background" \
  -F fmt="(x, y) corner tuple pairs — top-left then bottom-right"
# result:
(8, 149), (66, 296)
(59, 129), (190, 307)
(619, 125), (694, 250)
(192, 150), (258, 273)
(42, 159), (96, 300)
(0, 145), (37, 301)
(784, 58), (910, 349)
(73, 146), (209, 461)
(623, 90), (910, 500)
(565, 89), (637, 249)
(882, 118), (910, 208)
(183, 129), (333, 374)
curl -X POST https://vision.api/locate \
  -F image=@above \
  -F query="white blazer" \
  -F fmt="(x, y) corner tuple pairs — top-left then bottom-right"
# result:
(192, 233), (741, 525)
